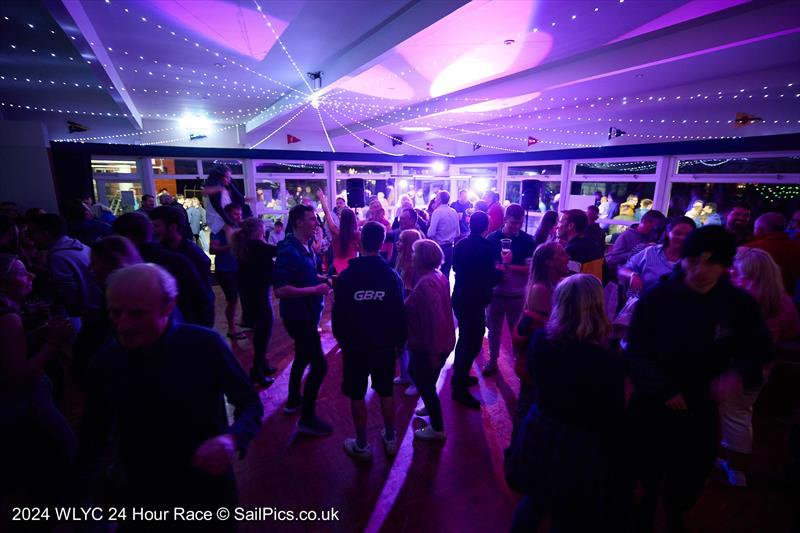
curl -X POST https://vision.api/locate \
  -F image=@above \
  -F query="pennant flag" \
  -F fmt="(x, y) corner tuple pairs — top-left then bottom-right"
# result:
(391, 135), (404, 147)
(473, 142), (482, 151)
(425, 142), (433, 151)
(189, 133), (207, 141)
(67, 120), (88, 134)
(363, 138), (375, 148)
(734, 112), (763, 127)
(527, 136), (538, 146)
(608, 127), (626, 140)
(287, 134), (302, 144)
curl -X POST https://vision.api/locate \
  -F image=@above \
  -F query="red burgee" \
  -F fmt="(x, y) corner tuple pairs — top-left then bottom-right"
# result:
(287, 134), (301, 144)
(734, 112), (763, 127)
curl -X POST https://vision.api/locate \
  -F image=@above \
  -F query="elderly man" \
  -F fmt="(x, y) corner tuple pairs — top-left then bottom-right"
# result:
(744, 212), (800, 298)
(80, 264), (262, 521)
(427, 190), (461, 281)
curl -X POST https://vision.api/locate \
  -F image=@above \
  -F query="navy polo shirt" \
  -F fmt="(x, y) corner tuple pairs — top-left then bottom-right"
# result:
(273, 234), (324, 322)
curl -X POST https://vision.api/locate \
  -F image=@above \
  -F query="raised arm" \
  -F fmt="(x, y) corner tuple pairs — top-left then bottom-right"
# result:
(316, 189), (340, 238)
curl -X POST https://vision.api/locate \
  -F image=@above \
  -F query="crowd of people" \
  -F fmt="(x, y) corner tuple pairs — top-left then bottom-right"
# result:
(1, 163), (798, 531)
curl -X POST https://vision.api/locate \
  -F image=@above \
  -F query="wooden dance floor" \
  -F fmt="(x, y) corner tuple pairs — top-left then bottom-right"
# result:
(217, 289), (797, 533)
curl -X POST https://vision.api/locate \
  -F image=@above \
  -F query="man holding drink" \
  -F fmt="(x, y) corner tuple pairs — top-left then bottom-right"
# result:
(483, 204), (535, 377)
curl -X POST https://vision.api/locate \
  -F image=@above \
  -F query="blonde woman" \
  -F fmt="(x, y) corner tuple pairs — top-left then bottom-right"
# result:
(393, 229), (422, 395)
(506, 274), (627, 532)
(405, 239), (455, 441)
(716, 247), (800, 487)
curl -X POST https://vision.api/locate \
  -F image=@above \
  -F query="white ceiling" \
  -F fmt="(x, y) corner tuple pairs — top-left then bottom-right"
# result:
(0, 0), (798, 155)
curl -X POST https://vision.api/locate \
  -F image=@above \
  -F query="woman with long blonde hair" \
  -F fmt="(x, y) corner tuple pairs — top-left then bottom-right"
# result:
(506, 274), (627, 532)
(715, 247), (800, 487)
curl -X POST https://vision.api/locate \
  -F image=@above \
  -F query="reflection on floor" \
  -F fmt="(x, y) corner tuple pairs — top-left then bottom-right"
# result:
(217, 289), (796, 533)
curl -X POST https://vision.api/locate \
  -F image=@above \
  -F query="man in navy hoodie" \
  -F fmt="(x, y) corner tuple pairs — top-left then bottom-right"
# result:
(332, 222), (407, 461)
(274, 204), (332, 436)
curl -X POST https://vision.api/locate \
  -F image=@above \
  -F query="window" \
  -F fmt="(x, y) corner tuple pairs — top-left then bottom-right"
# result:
(256, 162), (324, 174)
(676, 156), (800, 174)
(335, 164), (392, 175)
(402, 165), (446, 177)
(504, 181), (561, 212)
(507, 164), (562, 176)
(152, 158), (199, 175)
(92, 159), (137, 174)
(667, 182), (800, 220)
(94, 181), (142, 214)
(412, 179), (450, 208)
(575, 161), (657, 175)
(569, 181), (656, 220)
(452, 177), (497, 204)
(256, 180), (282, 210)
(201, 160), (243, 175)
(286, 179), (327, 209)
(457, 166), (498, 176)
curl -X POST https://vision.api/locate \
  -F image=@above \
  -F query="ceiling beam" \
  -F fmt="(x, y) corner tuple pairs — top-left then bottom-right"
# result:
(45, 0), (143, 129)
(326, 0), (800, 138)
(245, 0), (470, 135)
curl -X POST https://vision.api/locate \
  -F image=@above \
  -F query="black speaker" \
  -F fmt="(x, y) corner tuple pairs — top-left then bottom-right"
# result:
(346, 178), (365, 208)
(520, 179), (541, 210)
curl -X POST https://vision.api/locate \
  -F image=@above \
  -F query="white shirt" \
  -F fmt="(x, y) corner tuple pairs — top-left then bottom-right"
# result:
(268, 229), (285, 246)
(427, 204), (460, 245)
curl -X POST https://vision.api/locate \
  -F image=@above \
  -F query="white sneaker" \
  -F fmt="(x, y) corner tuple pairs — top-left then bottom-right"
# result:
(404, 385), (418, 396)
(343, 438), (372, 462)
(414, 406), (429, 417)
(381, 429), (398, 456)
(393, 376), (409, 385)
(715, 458), (747, 487)
(414, 425), (446, 441)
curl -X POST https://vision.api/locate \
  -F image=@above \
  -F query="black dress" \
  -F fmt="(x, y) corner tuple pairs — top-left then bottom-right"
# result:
(506, 329), (630, 532)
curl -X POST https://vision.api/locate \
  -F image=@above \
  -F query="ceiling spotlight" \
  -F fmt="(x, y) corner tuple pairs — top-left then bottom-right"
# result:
(309, 94), (320, 109)
(504, 39), (515, 45)
(432, 161), (445, 172)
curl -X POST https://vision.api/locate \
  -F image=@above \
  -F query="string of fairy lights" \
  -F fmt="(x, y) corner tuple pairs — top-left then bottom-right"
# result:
(2, 5), (798, 151)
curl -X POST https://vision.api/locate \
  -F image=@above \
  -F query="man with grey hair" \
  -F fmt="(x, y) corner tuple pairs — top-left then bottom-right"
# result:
(80, 263), (263, 520)
(427, 190), (460, 281)
(743, 212), (800, 298)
